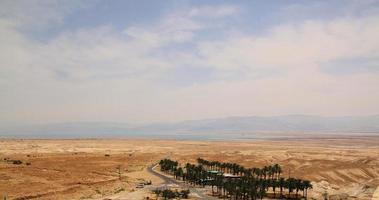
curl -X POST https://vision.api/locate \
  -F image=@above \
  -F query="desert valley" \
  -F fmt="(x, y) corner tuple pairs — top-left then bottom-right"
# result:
(2, 0), (379, 199)
(1, 137), (378, 200)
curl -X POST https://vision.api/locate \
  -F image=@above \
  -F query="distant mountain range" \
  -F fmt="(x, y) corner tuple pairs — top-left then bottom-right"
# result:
(1, 115), (379, 139)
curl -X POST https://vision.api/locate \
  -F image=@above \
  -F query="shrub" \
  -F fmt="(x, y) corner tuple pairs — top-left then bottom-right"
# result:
(114, 188), (124, 194)
(12, 160), (22, 165)
(154, 189), (190, 199)
(180, 189), (190, 198)
(162, 189), (176, 199)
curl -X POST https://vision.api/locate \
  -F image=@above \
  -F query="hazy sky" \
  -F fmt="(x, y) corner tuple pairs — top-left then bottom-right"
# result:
(1, 0), (379, 125)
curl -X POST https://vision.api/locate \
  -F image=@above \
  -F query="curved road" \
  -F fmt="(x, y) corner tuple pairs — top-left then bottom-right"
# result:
(146, 164), (177, 185)
(147, 164), (218, 200)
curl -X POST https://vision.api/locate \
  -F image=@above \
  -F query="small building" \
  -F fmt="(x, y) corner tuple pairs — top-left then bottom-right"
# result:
(222, 173), (241, 178)
(207, 170), (223, 175)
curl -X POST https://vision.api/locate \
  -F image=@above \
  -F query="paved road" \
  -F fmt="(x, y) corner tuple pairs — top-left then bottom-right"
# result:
(147, 164), (218, 200)
(146, 164), (177, 185)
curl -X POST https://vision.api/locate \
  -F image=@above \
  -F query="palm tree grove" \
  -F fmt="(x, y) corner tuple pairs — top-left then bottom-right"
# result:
(159, 158), (312, 200)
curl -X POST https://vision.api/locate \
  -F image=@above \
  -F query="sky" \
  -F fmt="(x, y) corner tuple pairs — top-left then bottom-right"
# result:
(1, 0), (379, 125)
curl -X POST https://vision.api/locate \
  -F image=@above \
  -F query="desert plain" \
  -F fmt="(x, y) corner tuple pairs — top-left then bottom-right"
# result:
(0, 136), (379, 200)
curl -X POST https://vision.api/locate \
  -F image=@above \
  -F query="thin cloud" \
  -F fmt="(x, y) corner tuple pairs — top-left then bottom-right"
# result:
(0, 1), (378, 125)
(188, 5), (240, 18)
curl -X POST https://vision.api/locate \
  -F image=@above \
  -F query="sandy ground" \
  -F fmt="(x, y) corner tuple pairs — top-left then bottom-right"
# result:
(0, 137), (378, 199)
(373, 187), (379, 200)
(84, 167), (164, 200)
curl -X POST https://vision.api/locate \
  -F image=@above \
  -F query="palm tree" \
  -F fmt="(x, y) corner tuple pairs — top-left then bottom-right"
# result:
(263, 166), (268, 180)
(273, 164), (282, 180)
(295, 179), (302, 198)
(210, 176), (216, 195)
(279, 177), (285, 198)
(303, 180), (312, 199)
(161, 158), (312, 200)
(175, 167), (184, 180)
(258, 179), (266, 200)
(287, 178), (296, 199)
(268, 165), (274, 180)
(271, 179), (278, 198)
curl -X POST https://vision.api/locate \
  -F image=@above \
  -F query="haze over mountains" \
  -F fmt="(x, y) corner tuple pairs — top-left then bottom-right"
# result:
(1, 115), (379, 139)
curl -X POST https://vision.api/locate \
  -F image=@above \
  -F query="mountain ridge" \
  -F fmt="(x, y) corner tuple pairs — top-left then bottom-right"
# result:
(1, 115), (379, 138)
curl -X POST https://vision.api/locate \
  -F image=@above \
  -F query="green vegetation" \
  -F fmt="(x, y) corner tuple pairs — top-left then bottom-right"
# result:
(159, 158), (312, 199)
(153, 189), (190, 199)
